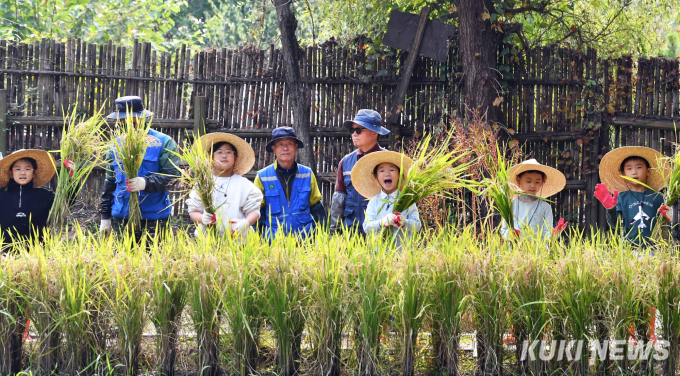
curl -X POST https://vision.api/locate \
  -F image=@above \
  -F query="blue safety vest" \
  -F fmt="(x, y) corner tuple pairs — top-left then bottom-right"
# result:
(341, 147), (385, 234)
(258, 163), (315, 239)
(110, 129), (172, 220)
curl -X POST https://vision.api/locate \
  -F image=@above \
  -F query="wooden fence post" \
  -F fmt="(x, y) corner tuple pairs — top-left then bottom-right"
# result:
(0, 89), (7, 156)
(194, 96), (207, 138)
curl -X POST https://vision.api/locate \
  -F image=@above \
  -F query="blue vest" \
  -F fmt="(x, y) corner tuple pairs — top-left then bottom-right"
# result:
(110, 129), (172, 220)
(342, 147), (385, 233)
(258, 163), (315, 239)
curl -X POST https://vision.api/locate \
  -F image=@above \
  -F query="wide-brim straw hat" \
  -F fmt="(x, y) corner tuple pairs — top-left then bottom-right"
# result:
(509, 159), (566, 198)
(351, 151), (414, 198)
(599, 146), (670, 192)
(0, 149), (57, 188)
(198, 132), (255, 176)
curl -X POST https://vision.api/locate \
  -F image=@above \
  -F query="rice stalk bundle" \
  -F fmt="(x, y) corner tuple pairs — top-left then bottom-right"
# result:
(259, 235), (309, 376)
(186, 239), (223, 376)
(305, 229), (351, 376)
(428, 227), (471, 376)
(150, 231), (189, 376)
(221, 233), (263, 376)
(48, 106), (107, 230)
(468, 236), (509, 376)
(480, 143), (518, 233)
(393, 129), (478, 214)
(392, 233), (432, 376)
(171, 138), (216, 214)
(0, 253), (29, 375)
(352, 235), (392, 376)
(100, 246), (150, 376)
(110, 114), (155, 233)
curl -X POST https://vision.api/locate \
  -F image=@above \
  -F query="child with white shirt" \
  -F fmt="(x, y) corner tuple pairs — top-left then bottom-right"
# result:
(500, 159), (567, 240)
(186, 133), (263, 238)
(350, 151), (421, 248)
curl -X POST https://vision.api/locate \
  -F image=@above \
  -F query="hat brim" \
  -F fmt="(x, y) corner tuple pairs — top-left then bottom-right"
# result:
(509, 161), (566, 198)
(0, 149), (57, 188)
(198, 133), (256, 176)
(106, 110), (154, 119)
(350, 151), (414, 198)
(599, 146), (670, 192)
(343, 119), (390, 136)
(265, 137), (304, 153)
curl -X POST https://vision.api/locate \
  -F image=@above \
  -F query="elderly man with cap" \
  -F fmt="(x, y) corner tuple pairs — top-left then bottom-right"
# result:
(254, 127), (326, 239)
(330, 109), (389, 235)
(99, 96), (180, 236)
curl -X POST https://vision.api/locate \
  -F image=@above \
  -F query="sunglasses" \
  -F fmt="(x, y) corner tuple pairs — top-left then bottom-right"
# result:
(350, 127), (363, 135)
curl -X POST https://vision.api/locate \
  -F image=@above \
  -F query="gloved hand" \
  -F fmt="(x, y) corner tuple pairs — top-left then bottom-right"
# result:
(393, 212), (405, 227)
(513, 229), (521, 238)
(202, 211), (216, 226)
(63, 158), (75, 178)
(99, 219), (112, 235)
(126, 177), (147, 192)
(659, 204), (673, 222)
(380, 213), (398, 227)
(594, 184), (618, 210)
(552, 217), (568, 235)
(230, 219), (251, 235)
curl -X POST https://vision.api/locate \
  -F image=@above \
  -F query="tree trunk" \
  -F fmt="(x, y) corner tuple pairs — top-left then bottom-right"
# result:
(273, 0), (316, 172)
(455, 0), (503, 124)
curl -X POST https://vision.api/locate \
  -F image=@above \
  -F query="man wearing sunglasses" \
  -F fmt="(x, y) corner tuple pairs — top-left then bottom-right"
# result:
(330, 109), (390, 234)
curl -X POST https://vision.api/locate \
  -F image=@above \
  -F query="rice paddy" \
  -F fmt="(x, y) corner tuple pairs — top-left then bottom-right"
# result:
(1, 226), (678, 376)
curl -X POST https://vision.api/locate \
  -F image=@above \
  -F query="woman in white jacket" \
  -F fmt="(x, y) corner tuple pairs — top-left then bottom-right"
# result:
(186, 133), (263, 238)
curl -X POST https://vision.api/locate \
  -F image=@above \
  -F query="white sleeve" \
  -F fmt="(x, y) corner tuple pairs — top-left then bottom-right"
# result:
(363, 198), (383, 234)
(240, 179), (264, 217)
(403, 204), (422, 232)
(542, 201), (554, 239)
(186, 189), (205, 213)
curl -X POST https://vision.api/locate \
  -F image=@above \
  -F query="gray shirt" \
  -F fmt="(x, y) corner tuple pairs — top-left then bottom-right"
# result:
(500, 198), (553, 240)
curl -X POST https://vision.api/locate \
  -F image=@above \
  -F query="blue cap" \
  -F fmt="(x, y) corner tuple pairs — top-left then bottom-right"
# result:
(266, 127), (304, 153)
(107, 96), (154, 119)
(343, 109), (390, 135)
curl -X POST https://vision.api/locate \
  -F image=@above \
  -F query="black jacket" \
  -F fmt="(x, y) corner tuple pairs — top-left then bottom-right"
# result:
(0, 181), (55, 244)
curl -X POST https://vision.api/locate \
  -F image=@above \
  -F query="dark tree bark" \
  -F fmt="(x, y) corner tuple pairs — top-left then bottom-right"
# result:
(273, 0), (316, 171)
(455, 0), (503, 124)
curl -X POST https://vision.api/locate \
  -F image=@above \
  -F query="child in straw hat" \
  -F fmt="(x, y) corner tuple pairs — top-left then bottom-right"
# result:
(501, 159), (568, 240)
(594, 146), (671, 245)
(0, 149), (61, 249)
(186, 133), (263, 238)
(351, 151), (422, 248)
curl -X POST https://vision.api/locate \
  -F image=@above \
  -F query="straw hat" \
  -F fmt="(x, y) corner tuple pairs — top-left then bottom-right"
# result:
(198, 132), (255, 175)
(599, 146), (670, 192)
(0, 149), (57, 188)
(509, 159), (566, 198)
(350, 151), (414, 198)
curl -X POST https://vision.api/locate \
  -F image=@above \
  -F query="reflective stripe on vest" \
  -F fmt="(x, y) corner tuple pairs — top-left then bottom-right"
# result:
(258, 163), (315, 239)
(111, 129), (172, 220)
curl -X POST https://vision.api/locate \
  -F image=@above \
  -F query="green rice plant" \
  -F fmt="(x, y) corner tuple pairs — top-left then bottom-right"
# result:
(54, 228), (109, 376)
(391, 232), (431, 376)
(99, 239), (150, 376)
(655, 252), (680, 376)
(351, 234), (392, 376)
(48, 106), (107, 230)
(110, 112), (155, 233)
(551, 239), (605, 376)
(305, 228), (351, 376)
(480, 143), (519, 234)
(220, 231), (263, 376)
(186, 237), (223, 376)
(506, 234), (552, 376)
(428, 227), (471, 376)
(467, 236), (510, 376)
(149, 230), (189, 376)
(171, 137), (217, 214)
(0, 253), (29, 375)
(393, 129), (479, 214)
(259, 234), (310, 376)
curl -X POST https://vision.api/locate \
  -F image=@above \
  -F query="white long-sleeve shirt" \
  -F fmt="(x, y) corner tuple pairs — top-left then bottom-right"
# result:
(363, 190), (422, 249)
(500, 197), (553, 240)
(185, 174), (263, 236)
